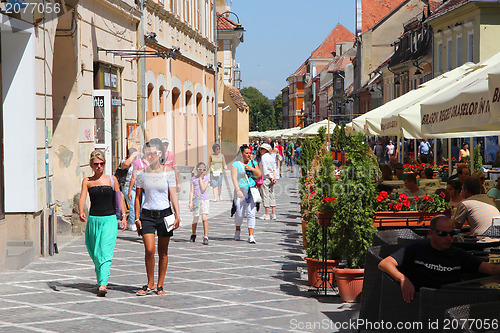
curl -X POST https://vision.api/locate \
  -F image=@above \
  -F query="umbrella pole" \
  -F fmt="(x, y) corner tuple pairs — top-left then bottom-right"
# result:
(470, 137), (474, 172)
(414, 139), (417, 161)
(448, 138), (452, 180)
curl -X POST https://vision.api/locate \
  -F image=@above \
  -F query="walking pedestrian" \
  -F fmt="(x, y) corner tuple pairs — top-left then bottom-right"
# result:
(78, 150), (127, 297)
(275, 140), (284, 177)
(259, 143), (277, 220)
(121, 148), (141, 231)
(189, 162), (210, 245)
(285, 138), (295, 172)
(208, 143), (228, 202)
(134, 138), (180, 296)
(161, 138), (181, 193)
(385, 140), (395, 162)
(231, 144), (262, 243)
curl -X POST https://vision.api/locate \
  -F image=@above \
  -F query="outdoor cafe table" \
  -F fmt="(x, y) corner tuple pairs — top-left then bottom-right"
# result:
(443, 275), (500, 292)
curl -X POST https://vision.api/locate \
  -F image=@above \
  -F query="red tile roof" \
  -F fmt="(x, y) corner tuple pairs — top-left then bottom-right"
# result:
(228, 86), (249, 111)
(426, 0), (467, 21)
(292, 61), (308, 76)
(330, 55), (354, 72)
(361, 0), (407, 32)
(310, 24), (355, 58)
(217, 12), (239, 30)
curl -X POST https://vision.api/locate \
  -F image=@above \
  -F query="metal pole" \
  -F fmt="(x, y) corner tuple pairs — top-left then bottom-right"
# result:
(138, 0), (146, 146)
(214, 7), (219, 143)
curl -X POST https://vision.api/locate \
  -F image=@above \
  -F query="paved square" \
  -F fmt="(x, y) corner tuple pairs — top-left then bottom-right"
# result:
(0, 173), (359, 332)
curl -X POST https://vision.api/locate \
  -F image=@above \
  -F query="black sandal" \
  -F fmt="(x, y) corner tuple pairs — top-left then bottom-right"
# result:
(136, 285), (153, 296)
(156, 286), (166, 296)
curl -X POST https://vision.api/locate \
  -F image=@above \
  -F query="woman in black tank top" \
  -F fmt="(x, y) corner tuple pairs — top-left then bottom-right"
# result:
(78, 150), (126, 297)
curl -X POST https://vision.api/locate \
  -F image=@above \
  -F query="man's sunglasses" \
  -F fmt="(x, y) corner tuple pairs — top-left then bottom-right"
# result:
(432, 229), (457, 237)
(93, 162), (105, 167)
(197, 168), (206, 171)
(145, 151), (161, 156)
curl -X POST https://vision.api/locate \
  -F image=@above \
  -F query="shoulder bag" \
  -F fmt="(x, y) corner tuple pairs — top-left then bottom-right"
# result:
(109, 176), (123, 220)
(240, 161), (262, 204)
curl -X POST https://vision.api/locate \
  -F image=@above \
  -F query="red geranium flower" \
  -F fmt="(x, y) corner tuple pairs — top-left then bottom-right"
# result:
(414, 196), (419, 201)
(376, 196), (384, 202)
(393, 203), (402, 211)
(423, 195), (430, 201)
(399, 193), (408, 201)
(403, 200), (411, 207)
(311, 190), (316, 195)
(379, 191), (389, 199)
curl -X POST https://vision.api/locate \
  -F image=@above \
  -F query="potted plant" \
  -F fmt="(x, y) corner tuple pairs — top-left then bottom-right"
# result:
(304, 143), (342, 288)
(328, 128), (378, 302)
(299, 128), (326, 249)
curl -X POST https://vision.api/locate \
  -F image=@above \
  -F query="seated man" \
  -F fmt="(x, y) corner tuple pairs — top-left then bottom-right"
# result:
(378, 215), (500, 303)
(403, 173), (425, 198)
(453, 177), (500, 235)
(448, 163), (470, 182)
(394, 163), (405, 180)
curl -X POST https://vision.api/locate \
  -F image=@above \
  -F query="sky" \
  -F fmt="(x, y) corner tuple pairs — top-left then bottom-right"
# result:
(230, 0), (356, 99)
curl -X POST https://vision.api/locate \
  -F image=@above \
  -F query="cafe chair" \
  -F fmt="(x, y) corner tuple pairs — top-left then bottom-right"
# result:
(445, 301), (500, 333)
(378, 273), (420, 331)
(372, 229), (422, 246)
(359, 245), (404, 325)
(418, 287), (500, 332)
(483, 225), (500, 238)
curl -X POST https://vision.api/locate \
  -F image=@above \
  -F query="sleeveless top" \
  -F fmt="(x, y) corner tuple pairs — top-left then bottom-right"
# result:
(88, 186), (115, 216)
(211, 154), (223, 173)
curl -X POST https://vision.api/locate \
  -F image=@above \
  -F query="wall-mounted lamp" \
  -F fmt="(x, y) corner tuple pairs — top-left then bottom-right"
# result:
(217, 62), (222, 68)
(394, 79), (401, 85)
(206, 63), (214, 70)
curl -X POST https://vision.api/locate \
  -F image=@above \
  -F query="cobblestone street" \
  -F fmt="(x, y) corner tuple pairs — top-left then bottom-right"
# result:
(0, 173), (358, 332)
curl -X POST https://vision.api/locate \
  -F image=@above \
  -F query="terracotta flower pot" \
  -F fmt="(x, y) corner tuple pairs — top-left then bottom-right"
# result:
(301, 219), (308, 249)
(335, 268), (364, 303)
(315, 212), (333, 227)
(305, 257), (340, 288)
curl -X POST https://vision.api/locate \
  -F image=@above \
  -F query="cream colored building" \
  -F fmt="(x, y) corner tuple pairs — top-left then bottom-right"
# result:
(428, 0), (500, 76)
(143, 0), (217, 167)
(216, 5), (248, 160)
(0, 0), (141, 270)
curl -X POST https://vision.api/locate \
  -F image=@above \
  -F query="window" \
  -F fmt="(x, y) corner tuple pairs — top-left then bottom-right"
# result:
(437, 42), (443, 73)
(456, 35), (463, 66)
(335, 78), (342, 90)
(467, 31), (474, 62)
(447, 38), (452, 70)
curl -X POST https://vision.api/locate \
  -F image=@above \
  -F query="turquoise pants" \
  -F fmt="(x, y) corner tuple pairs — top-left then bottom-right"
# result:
(85, 215), (118, 286)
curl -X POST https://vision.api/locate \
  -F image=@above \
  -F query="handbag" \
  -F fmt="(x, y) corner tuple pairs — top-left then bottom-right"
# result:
(163, 214), (176, 232)
(240, 162), (262, 204)
(109, 175), (123, 220)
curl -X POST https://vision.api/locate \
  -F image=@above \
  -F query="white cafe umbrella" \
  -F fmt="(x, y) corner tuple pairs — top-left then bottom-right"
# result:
(421, 52), (500, 134)
(297, 119), (336, 137)
(377, 63), (474, 137)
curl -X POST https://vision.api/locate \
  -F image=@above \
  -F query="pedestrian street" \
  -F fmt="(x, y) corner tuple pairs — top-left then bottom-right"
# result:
(0, 173), (358, 332)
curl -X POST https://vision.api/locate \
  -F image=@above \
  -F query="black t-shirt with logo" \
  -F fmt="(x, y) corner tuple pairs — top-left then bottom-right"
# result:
(391, 243), (482, 290)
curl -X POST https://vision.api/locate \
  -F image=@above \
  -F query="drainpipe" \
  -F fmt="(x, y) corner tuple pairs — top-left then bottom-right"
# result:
(138, 0), (146, 145)
(213, 7), (219, 143)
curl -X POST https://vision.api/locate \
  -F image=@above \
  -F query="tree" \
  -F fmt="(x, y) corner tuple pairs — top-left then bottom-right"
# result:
(273, 93), (283, 128)
(241, 87), (276, 131)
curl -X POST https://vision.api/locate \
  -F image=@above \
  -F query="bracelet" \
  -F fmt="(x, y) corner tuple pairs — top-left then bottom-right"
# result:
(135, 219), (140, 222)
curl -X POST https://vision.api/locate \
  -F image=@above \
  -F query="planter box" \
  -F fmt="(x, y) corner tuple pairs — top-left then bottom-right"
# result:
(373, 211), (438, 229)
(305, 257), (340, 288)
(316, 212), (333, 227)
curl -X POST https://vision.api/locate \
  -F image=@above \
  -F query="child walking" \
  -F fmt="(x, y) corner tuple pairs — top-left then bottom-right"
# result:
(189, 162), (210, 245)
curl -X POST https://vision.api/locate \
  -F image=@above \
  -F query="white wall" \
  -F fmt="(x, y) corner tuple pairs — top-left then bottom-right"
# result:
(1, 16), (37, 213)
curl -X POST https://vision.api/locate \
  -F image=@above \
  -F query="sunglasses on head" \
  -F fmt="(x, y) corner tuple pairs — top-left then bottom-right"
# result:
(432, 229), (457, 237)
(93, 162), (105, 167)
(145, 151), (161, 156)
(197, 168), (206, 171)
